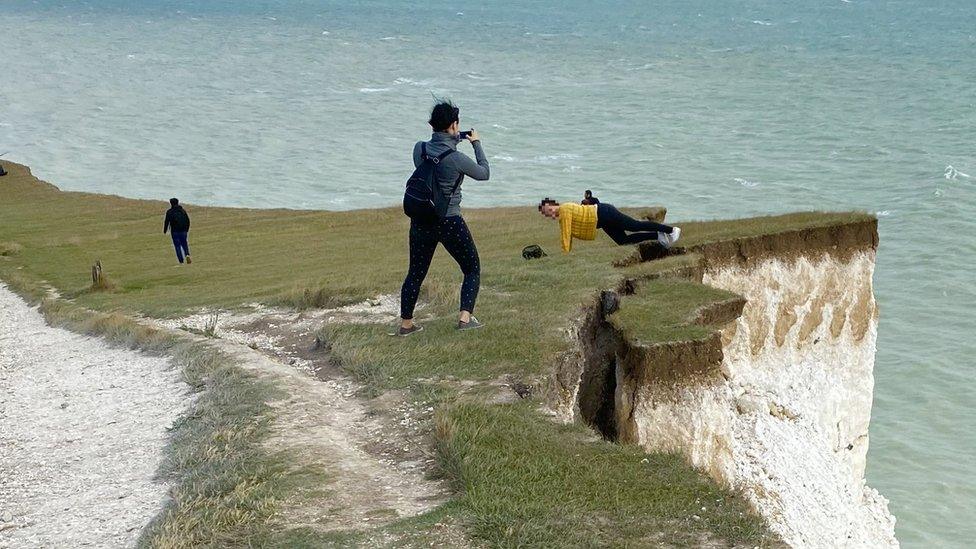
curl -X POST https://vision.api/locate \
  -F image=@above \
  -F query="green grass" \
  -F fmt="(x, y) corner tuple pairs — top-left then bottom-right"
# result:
(0, 163), (867, 318)
(436, 401), (776, 548)
(0, 162), (872, 547)
(673, 211), (875, 247)
(610, 278), (740, 345)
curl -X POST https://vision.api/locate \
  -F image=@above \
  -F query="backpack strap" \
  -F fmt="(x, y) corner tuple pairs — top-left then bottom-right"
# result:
(448, 173), (464, 196)
(419, 143), (456, 164)
(433, 148), (455, 164)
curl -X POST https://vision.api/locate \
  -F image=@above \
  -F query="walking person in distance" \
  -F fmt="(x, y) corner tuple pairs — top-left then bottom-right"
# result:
(163, 198), (192, 265)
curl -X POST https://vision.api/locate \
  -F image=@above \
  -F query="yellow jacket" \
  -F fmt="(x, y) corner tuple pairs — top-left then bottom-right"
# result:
(559, 203), (598, 253)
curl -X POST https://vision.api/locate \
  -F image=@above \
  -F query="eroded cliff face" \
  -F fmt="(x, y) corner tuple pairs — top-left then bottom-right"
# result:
(545, 220), (898, 548)
(622, 251), (896, 547)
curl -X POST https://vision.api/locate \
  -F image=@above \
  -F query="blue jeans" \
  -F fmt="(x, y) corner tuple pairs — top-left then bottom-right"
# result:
(171, 232), (190, 263)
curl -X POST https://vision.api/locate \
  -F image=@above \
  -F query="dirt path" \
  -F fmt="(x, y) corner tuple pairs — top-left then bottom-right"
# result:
(151, 299), (448, 533)
(210, 338), (447, 530)
(0, 285), (188, 548)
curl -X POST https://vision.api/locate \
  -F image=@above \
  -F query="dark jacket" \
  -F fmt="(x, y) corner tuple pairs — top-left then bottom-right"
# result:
(164, 206), (190, 234)
(581, 196), (600, 205)
(412, 131), (490, 217)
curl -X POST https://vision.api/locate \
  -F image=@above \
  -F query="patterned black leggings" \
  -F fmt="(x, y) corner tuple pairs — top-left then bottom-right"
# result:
(399, 216), (481, 320)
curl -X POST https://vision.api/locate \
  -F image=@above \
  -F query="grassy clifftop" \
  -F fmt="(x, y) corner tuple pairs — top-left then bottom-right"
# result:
(0, 160), (875, 547)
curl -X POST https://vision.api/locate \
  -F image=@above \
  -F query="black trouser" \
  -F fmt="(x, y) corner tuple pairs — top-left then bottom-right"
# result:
(596, 203), (673, 245)
(400, 215), (480, 320)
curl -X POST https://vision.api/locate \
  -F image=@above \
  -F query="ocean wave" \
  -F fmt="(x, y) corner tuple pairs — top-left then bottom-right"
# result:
(944, 165), (971, 180)
(490, 153), (579, 164)
(359, 87), (390, 93)
(752, 20), (774, 26)
(394, 77), (429, 86)
(734, 177), (760, 187)
(534, 153), (579, 162)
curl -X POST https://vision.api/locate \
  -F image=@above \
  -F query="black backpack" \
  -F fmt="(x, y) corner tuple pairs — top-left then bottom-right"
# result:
(522, 245), (548, 260)
(403, 143), (462, 223)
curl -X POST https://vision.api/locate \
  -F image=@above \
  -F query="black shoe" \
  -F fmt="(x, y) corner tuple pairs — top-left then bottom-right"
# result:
(394, 324), (424, 337)
(456, 317), (484, 331)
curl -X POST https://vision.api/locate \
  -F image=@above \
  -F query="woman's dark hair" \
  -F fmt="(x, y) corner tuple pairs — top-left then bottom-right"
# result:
(170, 197), (179, 206)
(584, 190), (592, 197)
(538, 197), (559, 211)
(429, 100), (460, 131)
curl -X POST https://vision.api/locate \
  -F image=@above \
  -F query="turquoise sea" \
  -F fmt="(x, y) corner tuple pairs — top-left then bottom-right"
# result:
(1, 1), (973, 545)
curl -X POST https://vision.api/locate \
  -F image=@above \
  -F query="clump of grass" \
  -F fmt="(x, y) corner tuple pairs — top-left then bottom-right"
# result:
(141, 342), (287, 548)
(89, 260), (116, 292)
(0, 241), (22, 256)
(276, 285), (360, 310)
(203, 311), (219, 338)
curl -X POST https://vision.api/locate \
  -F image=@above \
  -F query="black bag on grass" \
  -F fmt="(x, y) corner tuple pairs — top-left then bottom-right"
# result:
(522, 245), (547, 260)
(403, 143), (462, 224)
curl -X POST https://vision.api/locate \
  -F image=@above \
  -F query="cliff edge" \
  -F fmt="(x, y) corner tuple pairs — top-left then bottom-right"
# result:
(550, 217), (898, 547)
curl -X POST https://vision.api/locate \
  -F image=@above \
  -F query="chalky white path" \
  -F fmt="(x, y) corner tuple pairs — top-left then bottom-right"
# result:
(0, 285), (187, 548)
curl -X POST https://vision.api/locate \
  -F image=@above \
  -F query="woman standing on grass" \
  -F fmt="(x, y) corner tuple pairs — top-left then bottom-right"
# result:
(397, 101), (490, 336)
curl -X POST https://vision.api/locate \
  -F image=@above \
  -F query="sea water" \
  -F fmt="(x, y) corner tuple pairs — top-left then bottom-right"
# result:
(1, 1), (973, 545)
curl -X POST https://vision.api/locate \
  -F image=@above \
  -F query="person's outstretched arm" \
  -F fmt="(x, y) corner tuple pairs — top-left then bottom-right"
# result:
(559, 207), (573, 253)
(163, 211), (170, 234)
(456, 133), (490, 181)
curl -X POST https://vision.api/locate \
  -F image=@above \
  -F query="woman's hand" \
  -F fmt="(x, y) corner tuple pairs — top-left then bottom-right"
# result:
(465, 129), (481, 143)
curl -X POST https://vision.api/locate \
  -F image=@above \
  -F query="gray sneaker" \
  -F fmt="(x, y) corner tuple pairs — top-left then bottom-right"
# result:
(394, 324), (424, 337)
(657, 231), (672, 249)
(456, 316), (485, 331)
(658, 226), (681, 248)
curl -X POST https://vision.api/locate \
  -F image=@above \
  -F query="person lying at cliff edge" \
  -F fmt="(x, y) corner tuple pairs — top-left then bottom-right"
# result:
(538, 197), (680, 253)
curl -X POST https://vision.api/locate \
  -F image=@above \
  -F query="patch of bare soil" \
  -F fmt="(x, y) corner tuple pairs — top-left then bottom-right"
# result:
(153, 296), (450, 534)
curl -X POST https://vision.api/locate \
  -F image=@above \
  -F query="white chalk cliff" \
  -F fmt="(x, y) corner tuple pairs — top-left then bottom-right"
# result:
(623, 251), (897, 548)
(547, 221), (898, 548)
